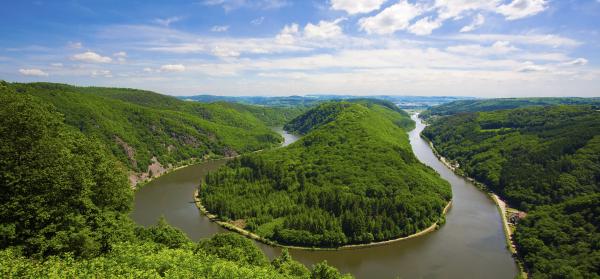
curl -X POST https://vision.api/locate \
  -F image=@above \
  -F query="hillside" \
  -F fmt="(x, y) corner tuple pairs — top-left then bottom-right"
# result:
(5, 82), (295, 186)
(422, 105), (600, 277)
(0, 87), (350, 278)
(199, 101), (452, 247)
(421, 97), (600, 119)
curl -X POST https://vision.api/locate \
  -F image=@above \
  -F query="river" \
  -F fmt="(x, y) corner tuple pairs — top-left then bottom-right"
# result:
(132, 119), (518, 278)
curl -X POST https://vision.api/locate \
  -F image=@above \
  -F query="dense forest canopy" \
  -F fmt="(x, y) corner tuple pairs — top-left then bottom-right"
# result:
(422, 105), (600, 278)
(421, 97), (600, 119)
(0, 82), (350, 278)
(200, 101), (451, 247)
(3, 82), (301, 185)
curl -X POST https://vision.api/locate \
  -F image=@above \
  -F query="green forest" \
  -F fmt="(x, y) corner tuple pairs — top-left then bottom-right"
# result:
(3, 82), (302, 186)
(422, 105), (600, 277)
(420, 97), (600, 119)
(0, 82), (350, 278)
(199, 102), (452, 247)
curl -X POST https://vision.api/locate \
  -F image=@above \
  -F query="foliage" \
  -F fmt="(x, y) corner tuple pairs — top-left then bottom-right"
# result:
(514, 194), (599, 278)
(197, 233), (269, 267)
(135, 216), (190, 249)
(421, 97), (600, 119)
(0, 89), (134, 258)
(200, 102), (451, 247)
(423, 105), (600, 209)
(423, 105), (600, 278)
(6, 82), (286, 176)
(0, 82), (350, 278)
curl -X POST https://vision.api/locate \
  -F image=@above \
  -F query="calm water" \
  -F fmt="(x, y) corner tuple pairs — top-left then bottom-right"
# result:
(132, 121), (518, 278)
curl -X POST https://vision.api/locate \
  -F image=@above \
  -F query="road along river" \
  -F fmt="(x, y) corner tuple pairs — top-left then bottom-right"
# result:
(132, 120), (518, 278)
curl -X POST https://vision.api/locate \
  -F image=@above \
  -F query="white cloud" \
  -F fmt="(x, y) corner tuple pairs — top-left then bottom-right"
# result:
(434, 0), (498, 20)
(330, 0), (387, 15)
(497, 0), (548, 20)
(211, 25), (230, 32)
(564, 58), (588, 66)
(251, 16), (265, 25)
(447, 41), (518, 56)
(71, 51), (112, 63)
(202, 0), (289, 11)
(67, 41), (83, 49)
(358, 1), (424, 35)
(211, 46), (241, 57)
(91, 69), (113, 77)
(160, 64), (186, 72)
(113, 51), (127, 62)
(19, 68), (48, 76)
(51, 63), (63, 67)
(460, 13), (485, 32)
(408, 17), (443, 36)
(304, 18), (345, 39)
(276, 23), (300, 44)
(154, 16), (182, 27)
(451, 33), (581, 48)
(517, 61), (548, 72)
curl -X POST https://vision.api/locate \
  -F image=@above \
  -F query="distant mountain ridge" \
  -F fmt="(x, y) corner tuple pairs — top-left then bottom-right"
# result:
(180, 94), (473, 109)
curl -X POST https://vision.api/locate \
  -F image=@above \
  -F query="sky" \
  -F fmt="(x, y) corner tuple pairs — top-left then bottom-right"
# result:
(1, 0), (599, 97)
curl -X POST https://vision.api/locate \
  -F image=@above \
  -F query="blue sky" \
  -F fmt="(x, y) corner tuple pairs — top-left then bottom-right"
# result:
(1, 0), (599, 97)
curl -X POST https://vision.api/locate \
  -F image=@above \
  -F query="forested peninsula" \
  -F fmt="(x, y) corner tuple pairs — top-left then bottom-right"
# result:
(422, 104), (600, 278)
(198, 101), (452, 248)
(3, 82), (303, 186)
(0, 82), (350, 278)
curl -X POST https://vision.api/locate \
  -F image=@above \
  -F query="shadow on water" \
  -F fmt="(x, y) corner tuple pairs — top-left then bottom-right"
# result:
(132, 122), (518, 279)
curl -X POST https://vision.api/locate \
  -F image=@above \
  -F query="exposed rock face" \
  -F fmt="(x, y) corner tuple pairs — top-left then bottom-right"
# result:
(115, 136), (137, 169)
(128, 156), (167, 188)
(222, 147), (238, 157)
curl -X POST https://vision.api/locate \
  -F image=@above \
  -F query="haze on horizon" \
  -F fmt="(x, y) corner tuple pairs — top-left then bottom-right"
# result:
(1, 0), (599, 97)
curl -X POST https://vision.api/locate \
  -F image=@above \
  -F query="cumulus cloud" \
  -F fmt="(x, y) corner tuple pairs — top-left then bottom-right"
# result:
(408, 17), (443, 36)
(304, 18), (345, 39)
(358, 1), (424, 35)
(460, 14), (485, 32)
(330, 0), (387, 15)
(71, 51), (112, 63)
(497, 0), (548, 20)
(160, 64), (186, 72)
(19, 68), (48, 76)
(276, 23), (300, 44)
(211, 25), (230, 32)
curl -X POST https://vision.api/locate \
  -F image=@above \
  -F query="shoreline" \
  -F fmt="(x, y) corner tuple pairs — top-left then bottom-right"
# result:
(194, 188), (452, 251)
(420, 133), (528, 278)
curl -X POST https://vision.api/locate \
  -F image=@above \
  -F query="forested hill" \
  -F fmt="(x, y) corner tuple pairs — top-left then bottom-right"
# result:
(422, 105), (600, 277)
(421, 97), (600, 119)
(284, 100), (413, 135)
(200, 101), (452, 247)
(4, 82), (300, 186)
(0, 83), (350, 278)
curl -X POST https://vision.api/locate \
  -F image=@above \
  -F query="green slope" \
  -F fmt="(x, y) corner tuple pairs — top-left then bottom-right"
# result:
(199, 101), (451, 247)
(421, 97), (600, 119)
(422, 105), (600, 278)
(0, 86), (350, 278)
(6, 82), (290, 185)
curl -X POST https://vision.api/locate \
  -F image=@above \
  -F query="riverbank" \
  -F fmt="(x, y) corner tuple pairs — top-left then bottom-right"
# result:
(420, 133), (528, 278)
(194, 188), (452, 251)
